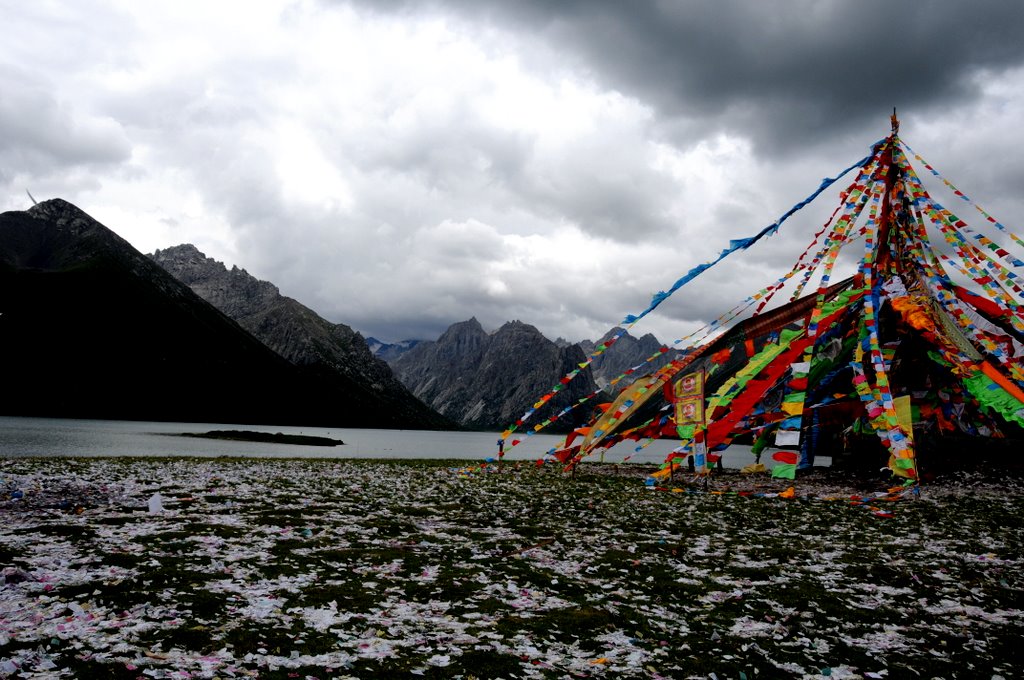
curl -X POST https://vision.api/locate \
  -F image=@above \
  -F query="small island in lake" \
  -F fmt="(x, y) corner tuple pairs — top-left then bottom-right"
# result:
(179, 430), (345, 446)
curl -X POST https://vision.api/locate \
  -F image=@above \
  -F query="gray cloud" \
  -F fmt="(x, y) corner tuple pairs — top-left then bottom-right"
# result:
(357, 0), (1024, 153)
(3, 1), (1024, 348)
(0, 66), (131, 175)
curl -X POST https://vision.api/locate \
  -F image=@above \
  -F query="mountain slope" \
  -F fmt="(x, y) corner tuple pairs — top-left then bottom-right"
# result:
(580, 327), (679, 389)
(366, 337), (423, 363)
(392, 318), (600, 431)
(0, 199), (437, 428)
(150, 244), (451, 429)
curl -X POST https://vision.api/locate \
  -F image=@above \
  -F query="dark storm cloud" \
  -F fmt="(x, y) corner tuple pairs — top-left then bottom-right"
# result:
(354, 0), (1024, 154)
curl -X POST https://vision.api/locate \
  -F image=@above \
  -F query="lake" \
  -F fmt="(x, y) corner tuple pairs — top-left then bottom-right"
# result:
(0, 416), (815, 469)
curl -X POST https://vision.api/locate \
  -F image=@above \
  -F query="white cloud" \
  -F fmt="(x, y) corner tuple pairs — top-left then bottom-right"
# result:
(3, 0), (1024, 348)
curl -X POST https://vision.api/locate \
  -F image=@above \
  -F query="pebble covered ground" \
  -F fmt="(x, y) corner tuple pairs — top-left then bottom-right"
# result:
(1, 458), (1022, 679)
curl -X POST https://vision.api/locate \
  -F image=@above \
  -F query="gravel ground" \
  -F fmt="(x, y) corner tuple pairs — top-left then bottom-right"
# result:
(1, 458), (1022, 679)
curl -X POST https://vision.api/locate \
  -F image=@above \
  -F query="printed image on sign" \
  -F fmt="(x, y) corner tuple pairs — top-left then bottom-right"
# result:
(674, 370), (705, 427)
(675, 371), (704, 399)
(675, 396), (704, 426)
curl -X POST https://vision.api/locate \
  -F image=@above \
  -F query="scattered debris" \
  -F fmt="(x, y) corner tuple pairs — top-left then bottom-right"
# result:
(1, 458), (1021, 678)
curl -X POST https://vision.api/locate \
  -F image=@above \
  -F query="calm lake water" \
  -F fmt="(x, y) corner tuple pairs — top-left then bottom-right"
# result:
(0, 416), (814, 469)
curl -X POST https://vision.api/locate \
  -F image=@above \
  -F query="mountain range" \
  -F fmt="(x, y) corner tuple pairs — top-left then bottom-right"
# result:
(1, 199), (678, 432)
(389, 318), (600, 431)
(372, 325), (678, 393)
(149, 244), (451, 429)
(365, 337), (424, 364)
(580, 327), (680, 390)
(0, 199), (441, 428)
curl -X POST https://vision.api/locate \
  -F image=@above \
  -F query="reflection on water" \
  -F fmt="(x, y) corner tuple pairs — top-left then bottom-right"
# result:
(0, 416), (826, 469)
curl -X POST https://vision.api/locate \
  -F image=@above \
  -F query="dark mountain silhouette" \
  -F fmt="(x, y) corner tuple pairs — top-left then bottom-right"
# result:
(391, 318), (601, 431)
(150, 244), (451, 429)
(0, 199), (444, 428)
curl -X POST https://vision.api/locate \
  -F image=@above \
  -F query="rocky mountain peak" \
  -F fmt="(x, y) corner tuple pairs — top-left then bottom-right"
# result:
(2, 199), (449, 428)
(392, 318), (599, 431)
(27, 199), (122, 241)
(151, 243), (451, 428)
(579, 326), (679, 390)
(439, 316), (486, 339)
(151, 244), (281, 317)
(2, 199), (195, 303)
(495, 319), (541, 335)
(2, 199), (137, 271)
(429, 317), (488, 366)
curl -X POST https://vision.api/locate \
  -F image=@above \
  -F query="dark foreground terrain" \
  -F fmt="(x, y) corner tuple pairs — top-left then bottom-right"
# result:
(1, 459), (1021, 678)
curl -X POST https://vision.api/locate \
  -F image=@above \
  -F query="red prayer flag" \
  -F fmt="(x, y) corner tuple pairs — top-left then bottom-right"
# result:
(772, 451), (799, 465)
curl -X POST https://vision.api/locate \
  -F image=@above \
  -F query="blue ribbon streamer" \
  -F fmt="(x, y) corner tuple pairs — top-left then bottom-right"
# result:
(621, 141), (884, 326)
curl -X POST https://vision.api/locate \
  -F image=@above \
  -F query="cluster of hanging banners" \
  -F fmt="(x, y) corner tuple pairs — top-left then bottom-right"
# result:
(495, 116), (1024, 485)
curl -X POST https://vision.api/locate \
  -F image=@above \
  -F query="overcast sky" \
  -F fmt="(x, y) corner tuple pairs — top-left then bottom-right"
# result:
(3, 1), (1024, 344)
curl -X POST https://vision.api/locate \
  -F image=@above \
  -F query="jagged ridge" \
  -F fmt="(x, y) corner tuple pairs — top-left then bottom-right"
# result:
(150, 244), (451, 429)
(0, 199), (440, 428)
(392, 318), (601, 431)
(579, 327), (680, 390)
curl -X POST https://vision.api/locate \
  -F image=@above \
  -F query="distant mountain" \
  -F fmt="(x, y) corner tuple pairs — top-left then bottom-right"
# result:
(150, 244), (451, 430)
(580, 327), (680, 390)
(0, 199), (441, 428)
(366, 337), (424, 364)
(392, 318), (601, 431)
